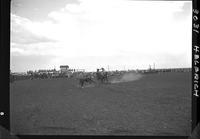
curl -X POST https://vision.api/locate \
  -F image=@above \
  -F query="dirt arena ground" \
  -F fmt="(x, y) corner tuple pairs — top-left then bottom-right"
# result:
(10, 72), (191, 135)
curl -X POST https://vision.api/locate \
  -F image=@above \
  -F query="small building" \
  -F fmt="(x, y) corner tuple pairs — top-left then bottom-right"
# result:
(60, 65), (69, 73)
(59, 65), (74, 77)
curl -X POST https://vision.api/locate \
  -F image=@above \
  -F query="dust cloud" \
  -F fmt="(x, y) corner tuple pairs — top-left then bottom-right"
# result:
(110, 73), (143, 84)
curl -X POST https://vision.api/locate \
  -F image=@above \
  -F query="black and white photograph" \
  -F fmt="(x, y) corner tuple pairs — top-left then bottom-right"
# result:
(10, 0), (192, 136)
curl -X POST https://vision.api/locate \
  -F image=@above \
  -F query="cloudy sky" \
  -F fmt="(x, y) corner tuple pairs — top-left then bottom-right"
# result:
(11, 0), (192, 72)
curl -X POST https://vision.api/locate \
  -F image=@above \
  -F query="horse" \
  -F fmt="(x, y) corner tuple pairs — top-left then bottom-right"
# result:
(79, 76), (95, 88)
(96, 71), (109, 83)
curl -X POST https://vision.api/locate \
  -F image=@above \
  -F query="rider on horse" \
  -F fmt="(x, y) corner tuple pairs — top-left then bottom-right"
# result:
(96, 68), (108, 83)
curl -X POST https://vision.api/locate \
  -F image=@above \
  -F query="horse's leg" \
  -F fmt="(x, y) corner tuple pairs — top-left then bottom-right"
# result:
(101, 77), (104, 84)
(81, 81), (84, 88)
(79, 79), (84, 88)
(89, 79), (95, 86)
(105, 76), (108, 83)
